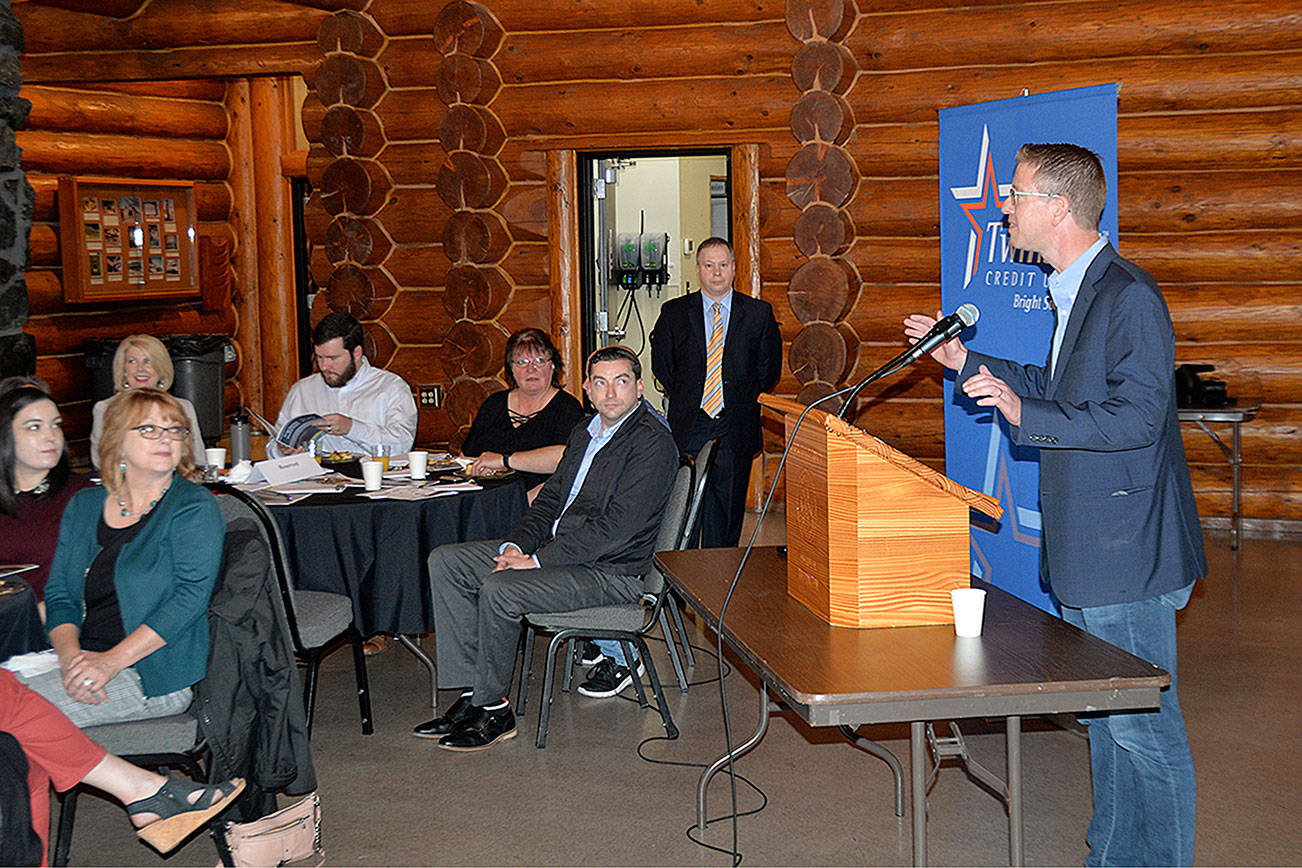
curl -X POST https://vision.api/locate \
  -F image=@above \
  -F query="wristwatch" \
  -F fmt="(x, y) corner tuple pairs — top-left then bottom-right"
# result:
(502, 452), (512, 470)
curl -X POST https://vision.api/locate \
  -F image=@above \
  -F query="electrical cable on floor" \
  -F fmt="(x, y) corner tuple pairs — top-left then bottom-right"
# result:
(705, 379), (863, 865)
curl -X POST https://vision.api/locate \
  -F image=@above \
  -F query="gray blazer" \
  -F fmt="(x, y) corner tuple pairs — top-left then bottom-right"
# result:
(961, 243), (1206, 607)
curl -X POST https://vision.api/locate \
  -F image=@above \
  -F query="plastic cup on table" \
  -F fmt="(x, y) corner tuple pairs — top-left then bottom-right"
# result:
(950, 587), (987, 637)
(409, 451), (429, 480)
(370, 444), (392, 472)
(361, 459), (384, 491)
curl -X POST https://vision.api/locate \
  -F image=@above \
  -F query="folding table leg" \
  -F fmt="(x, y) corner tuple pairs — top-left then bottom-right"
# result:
(396, 634), (437, 709)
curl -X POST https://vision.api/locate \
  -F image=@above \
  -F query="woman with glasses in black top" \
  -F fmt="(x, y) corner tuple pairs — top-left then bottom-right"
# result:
(461, 328), (585, 500)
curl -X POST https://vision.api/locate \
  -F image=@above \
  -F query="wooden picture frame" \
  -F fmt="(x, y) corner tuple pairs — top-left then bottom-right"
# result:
(58, 176), (201, 303)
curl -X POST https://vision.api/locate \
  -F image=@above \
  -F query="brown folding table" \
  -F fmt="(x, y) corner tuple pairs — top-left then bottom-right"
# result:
(656, 546), (1169, 866)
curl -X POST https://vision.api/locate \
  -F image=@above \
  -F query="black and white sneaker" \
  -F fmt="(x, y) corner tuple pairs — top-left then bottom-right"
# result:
(577, 658), (646, 698)
(578, 640), (606, 667)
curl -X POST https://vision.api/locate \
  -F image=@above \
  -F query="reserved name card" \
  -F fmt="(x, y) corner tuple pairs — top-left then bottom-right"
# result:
(255, 453), (326, 486)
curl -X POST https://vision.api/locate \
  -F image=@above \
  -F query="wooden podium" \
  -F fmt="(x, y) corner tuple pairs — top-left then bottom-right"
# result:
(760, 394), (1003, 629)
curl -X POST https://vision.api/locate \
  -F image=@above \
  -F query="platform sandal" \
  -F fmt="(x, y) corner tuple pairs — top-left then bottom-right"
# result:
(126, 776), (246, 853)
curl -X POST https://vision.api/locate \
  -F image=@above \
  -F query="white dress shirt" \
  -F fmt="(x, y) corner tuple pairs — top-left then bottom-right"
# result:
(269, 357), (417, 458)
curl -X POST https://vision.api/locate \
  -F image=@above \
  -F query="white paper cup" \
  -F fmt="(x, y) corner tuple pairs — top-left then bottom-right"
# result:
(205, 447), (227, 469)
(361, 459), (384, 491)
(951, 588), (987, 637)
(409, 450), (429, 480)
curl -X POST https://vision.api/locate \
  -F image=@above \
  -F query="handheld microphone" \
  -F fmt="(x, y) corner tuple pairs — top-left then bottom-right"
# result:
(897, 303), (980, 368)
(837, 303), (980, 420)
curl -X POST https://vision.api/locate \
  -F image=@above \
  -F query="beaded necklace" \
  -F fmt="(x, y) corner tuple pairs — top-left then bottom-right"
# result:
(118, 483), (170, 517)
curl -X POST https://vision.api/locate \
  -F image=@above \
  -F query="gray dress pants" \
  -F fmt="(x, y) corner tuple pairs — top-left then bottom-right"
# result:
(428, 539), (643, 706)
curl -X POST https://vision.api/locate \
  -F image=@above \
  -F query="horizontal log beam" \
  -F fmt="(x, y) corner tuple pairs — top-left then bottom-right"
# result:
(17, 129), (231, 179)
(24, 85), (228, 139)
(849, 0), (1302, 71)
(755, 109), (1302, 184)
(378, 141), (447, 186)
(494, 22), (793, 84)
(1125, 231), (1302, 284)
(761, 169), (1302, 239)
(854, 51), (1302, 125)
(22, 1), (147, 19)
(17, 0), (327, 53)
(20, 43), (321, 84)
(76, 80), (229, 101)
(1165, 284), (1302, 343)
(372, 0), (783, 37)
(26, 305), (237, 356)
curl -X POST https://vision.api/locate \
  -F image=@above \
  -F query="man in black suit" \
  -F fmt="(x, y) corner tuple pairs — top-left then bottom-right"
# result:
(650, 238), (782, 547)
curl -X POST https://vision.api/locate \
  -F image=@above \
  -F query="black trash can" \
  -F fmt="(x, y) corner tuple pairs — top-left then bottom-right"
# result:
(166, 334), (227, 447)
(83, 338), (121, 402)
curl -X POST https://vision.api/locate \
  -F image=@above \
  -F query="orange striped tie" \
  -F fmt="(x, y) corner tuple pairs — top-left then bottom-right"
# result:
(702, 302), (724, 417)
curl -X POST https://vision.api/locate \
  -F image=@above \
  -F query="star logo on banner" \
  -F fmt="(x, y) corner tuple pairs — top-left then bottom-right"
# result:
(949, 125), (1011, 289)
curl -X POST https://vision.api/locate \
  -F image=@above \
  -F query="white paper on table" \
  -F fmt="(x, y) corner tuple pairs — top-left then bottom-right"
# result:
(360, 482), (482, 500)
(268, 481), (346, 495)
(255, 453), (326, 486)
(2, 649), (58, 677)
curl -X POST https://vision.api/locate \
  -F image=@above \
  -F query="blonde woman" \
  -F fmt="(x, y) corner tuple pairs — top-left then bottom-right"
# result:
(88, 335), (205, 468)
(24, 388), (224, 728)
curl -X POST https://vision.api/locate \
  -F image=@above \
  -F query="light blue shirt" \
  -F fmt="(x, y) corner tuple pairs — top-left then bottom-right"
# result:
(701, 289), (734, 342)
(1048, 236), (1108, 378)
(701, 290), (733, 411)
(501, 401), (638, 561)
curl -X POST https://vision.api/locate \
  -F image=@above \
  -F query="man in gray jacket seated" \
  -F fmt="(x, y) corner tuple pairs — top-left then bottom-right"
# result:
(415, 345), (679, 751)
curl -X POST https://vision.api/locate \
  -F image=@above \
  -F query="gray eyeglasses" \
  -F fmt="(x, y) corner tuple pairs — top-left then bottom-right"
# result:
(1007, 187), (1060, 206)
(131, 424), (190, 441)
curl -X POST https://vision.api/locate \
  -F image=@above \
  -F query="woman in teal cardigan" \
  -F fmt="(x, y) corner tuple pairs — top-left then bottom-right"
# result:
(26, 387), (223, 728)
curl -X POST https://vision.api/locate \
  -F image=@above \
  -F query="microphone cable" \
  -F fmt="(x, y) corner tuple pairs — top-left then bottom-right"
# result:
(703, 380), (861, 864)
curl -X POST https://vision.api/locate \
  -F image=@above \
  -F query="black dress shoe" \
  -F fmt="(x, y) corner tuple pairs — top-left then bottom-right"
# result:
(437, 705), (517, 751)
(412, 694), (477, 739)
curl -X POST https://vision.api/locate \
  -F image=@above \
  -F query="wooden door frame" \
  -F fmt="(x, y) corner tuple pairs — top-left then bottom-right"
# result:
(546, 143), (762, 394)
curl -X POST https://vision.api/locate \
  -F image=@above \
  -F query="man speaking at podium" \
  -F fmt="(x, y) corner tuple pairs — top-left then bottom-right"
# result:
(906, 143), (1205, 867)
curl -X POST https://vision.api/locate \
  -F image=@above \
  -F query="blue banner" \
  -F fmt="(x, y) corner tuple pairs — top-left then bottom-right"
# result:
(938, 85), (1119, 611)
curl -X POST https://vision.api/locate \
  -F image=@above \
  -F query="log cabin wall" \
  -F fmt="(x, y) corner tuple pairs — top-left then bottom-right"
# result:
(309, 0), (1299, 533)
(15, 0), (1296, 529)
(19, 78), (242, 459)
(14, 0), (338, 460)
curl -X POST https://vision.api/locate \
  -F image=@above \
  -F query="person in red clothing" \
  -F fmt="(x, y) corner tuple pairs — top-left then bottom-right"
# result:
(0, 669), (244, 861)
(0, 380), (94, 608)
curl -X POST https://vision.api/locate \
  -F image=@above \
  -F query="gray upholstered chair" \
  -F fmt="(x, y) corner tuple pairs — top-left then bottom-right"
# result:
(209, 485), (372, 737)
(514, 461), (694, 748)
(657, 435), (721, 687)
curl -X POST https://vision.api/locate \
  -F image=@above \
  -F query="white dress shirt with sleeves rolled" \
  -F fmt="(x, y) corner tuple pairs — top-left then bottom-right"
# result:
(268, 357), (417, 458)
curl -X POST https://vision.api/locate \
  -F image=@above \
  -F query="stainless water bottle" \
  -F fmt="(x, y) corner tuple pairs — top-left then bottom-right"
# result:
(230, 406), (252, 464)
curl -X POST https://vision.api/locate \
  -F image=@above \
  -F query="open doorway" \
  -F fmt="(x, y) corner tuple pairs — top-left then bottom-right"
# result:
(578, 151), (731, 412)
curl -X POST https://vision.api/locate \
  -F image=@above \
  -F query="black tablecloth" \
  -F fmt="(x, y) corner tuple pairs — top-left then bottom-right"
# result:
(0, 580), (48, 661)
(270, 479), (528, 634)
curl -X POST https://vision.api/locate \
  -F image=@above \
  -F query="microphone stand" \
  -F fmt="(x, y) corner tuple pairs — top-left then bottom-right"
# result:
(837, 354), (912, 421)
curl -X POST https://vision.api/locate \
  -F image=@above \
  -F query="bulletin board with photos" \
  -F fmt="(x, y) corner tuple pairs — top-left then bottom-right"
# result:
(58, 176), (201, 303)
